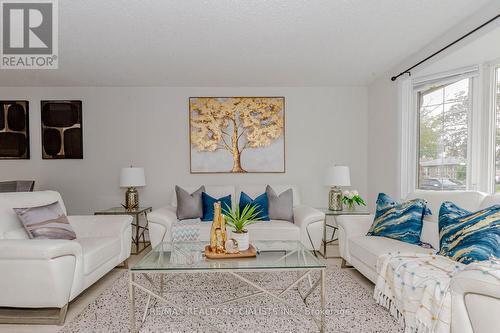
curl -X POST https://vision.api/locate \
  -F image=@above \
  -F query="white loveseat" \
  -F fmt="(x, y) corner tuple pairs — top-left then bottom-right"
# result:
(148, 185), (325, 250)
(0, 191), (132, 324)
(337, 190), (500, 333)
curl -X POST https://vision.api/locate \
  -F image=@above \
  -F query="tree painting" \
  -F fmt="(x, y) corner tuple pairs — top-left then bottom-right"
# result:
(190, 97), (284, 173)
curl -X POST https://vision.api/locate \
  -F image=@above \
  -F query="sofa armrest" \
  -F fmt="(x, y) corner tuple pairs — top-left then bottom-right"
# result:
(148, 205), (178, 248)
(293, 205), (325, 251)
(336, 214), (374, 261)
(0, 239), (82, 260)
(0, 239), (81, 308)
(451, 268), (500, 333)
(451, 269), (500, 301)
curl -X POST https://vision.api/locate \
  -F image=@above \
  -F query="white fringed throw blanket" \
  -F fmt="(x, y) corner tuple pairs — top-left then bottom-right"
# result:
(375, 252), (500, 333)
(374, 252), (463, 333)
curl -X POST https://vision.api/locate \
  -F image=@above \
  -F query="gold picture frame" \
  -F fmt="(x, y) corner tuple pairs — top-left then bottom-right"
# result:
(189, 96), (285, 174)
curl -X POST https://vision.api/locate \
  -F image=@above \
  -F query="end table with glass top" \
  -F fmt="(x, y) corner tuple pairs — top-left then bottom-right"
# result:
(317, 209), (370, 259)
(95, 206), (152, 254)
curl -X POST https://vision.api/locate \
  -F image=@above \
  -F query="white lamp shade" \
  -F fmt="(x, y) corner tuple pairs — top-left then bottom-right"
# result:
(325, 165), (351, 187)
(120, 167), (146, 187)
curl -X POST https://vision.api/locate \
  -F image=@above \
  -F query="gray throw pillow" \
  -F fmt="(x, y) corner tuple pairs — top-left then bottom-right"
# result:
(175, 185), (205, 220)
(266, 185), (294, 222)
(14, 201), (76, 240)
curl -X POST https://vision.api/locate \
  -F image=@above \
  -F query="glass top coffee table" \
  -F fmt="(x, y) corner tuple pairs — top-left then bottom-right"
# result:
(129, 240), (326, 332)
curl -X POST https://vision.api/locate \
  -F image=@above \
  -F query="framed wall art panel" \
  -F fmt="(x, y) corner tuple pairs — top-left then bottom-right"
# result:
(189, 97), (285, 173)
(41, 100), (83, 159)
(0, 100), (30, 159)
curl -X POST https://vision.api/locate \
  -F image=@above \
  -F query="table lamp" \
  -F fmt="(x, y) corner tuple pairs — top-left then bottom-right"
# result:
(120, 166), (146, 210)
(325, 165), (351, 211)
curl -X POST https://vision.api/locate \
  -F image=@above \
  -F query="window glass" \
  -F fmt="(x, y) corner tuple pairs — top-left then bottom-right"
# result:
(418, 78), (470, 191)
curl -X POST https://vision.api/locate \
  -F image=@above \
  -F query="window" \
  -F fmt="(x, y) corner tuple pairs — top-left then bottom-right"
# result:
(495, 67), (500, 191)
(400, 65), (498, 197)
(417, 78), (471, 191)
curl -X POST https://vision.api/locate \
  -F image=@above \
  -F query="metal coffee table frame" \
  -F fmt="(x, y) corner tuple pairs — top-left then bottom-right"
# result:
(129, 245), (326, 333)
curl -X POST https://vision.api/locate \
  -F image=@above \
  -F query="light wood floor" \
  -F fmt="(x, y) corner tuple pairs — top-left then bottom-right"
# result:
(0, 242), (372, 333)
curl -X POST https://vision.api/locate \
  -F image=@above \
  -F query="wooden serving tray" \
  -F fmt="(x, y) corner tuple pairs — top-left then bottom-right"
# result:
(204, 244), (257, 259)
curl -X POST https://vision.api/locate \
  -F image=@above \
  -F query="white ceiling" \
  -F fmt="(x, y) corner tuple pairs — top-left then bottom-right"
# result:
(0, 0), (494, 86)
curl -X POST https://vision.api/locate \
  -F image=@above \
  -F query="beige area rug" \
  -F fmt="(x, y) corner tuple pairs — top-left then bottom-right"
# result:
(60, 262), (402, 333)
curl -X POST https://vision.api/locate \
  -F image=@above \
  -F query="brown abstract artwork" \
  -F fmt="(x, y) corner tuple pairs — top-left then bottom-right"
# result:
(0, 101), (30, 159)
(190, 97), (285, 173)
(41, 100), (83, 159)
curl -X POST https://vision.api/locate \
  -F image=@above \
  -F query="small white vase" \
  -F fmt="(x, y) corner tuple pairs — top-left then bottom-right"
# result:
(231, 230), (250, 251)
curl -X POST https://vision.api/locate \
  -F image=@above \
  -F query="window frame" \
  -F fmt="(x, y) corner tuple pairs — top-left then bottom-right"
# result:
(490, 62), (500, 192)
(399, 65), (484, 197)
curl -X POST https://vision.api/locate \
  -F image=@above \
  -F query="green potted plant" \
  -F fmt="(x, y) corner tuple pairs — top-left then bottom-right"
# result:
(342, 190), (366, 211)
(223, 204), (262, 251)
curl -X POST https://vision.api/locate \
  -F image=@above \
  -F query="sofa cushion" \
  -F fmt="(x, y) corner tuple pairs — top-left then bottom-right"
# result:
(239, 191), (269, 221)
(266, 185), (294, 222)
(175, 185), (205, 220)
(0, 191), (67, 240)
(237, 185), (301, 206)
(479, 193), (500, 210)
(201, 192), (232, 221)
(438, 202), (500, 264)
(171, 186), (236, 208)
(406, 190), (485, 223)
(77, 237), (121, 275)
(367, 193), (430, 245)
(13, 201), (76, 240)
(349, 235), (433, 272)
(239, 220), (300, 242)
(421, 219), (440, 250)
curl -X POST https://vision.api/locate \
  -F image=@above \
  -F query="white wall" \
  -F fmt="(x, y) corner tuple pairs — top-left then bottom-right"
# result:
(367, 4), (500, 207)
(0, 86), (368, 214)
(366, 77), (400, 209)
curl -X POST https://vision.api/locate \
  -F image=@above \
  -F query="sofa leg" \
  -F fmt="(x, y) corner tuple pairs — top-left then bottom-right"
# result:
(121, 259), (129, 269)
(57, 304), (68, 326)
(341, 258), (352, 268)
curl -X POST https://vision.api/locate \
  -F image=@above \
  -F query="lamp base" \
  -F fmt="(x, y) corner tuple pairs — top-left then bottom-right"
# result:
(124, 187), (139, 210)
(328, 186), (343, 211)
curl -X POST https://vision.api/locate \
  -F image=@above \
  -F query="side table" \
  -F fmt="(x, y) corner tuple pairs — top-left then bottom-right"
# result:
(317, 209), (370, 259)
(95, 206), (152, 255)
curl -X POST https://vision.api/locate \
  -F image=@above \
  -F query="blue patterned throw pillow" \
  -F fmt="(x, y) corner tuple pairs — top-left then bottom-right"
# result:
(239, 192), (269, 221)
(438, 202), (500, 264)
(366, 193), (431, 245)
(201, 192), (232, 222)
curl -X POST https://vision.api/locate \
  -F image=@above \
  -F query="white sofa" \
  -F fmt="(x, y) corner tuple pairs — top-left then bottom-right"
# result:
(148, 185), (325, 251)
(0, 191), (132, 324)
(337, 190), (500, 333)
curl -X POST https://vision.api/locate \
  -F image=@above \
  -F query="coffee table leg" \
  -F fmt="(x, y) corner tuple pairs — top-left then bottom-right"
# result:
(129, 272), (137, 333)
(320, 268), (325, 333)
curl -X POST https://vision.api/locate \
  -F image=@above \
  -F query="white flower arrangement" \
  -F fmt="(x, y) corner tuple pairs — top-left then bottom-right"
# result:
(342, 190), (366, 210)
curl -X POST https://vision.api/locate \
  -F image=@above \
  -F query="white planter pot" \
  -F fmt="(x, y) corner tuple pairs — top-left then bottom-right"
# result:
(231, 231), (250, 251)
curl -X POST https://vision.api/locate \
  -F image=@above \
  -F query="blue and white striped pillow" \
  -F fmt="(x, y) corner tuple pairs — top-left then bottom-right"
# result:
(367, 193), (431, 245)
(438, 202), (500, 264)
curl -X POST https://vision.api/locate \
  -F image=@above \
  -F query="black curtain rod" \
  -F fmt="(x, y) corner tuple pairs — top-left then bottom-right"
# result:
(391, 13), (500, 82)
